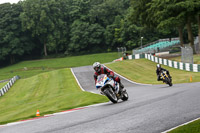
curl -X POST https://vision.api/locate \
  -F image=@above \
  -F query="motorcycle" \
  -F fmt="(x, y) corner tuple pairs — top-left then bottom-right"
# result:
(160, 70), (173, 86)
(96, 74), (128, 103)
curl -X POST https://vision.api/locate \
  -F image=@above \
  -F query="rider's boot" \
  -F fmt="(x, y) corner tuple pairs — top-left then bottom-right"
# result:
(119, 82), (125, 92)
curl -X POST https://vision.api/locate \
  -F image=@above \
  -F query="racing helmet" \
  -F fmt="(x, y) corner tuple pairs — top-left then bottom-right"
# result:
(157, 64), (161, 69)
(93, 62), (101, 73)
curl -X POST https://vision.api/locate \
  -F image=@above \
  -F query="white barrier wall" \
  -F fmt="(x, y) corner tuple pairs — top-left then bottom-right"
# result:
(144, 54), (200, 72)
(0, 76), (20, 97)
(128, 54), (200, 72)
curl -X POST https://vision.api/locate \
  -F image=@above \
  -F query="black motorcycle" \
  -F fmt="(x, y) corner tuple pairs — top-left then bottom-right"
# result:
(160, 70), (173, 86)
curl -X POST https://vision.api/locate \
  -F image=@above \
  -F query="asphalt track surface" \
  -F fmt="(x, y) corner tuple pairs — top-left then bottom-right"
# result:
(0, 65), (200, 133)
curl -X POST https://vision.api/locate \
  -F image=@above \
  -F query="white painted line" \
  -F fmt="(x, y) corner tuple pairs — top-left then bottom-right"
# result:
(70, 68), (102, 95)
(161, 117), (200, 133)
(0, 102), (109, 128)
(103, 65), (152, 86)
(70, 68), (85, 91)
(89, 91), (98, 94)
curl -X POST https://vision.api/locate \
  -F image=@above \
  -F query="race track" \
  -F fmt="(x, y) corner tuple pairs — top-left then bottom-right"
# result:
(0, 65), (200, 133)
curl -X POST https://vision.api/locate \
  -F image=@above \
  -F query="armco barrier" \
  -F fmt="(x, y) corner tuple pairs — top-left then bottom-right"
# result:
(0, 76), (20, 97)
(128, 54), (200, 72)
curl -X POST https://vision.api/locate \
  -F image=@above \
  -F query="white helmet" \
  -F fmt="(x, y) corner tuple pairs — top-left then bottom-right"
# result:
(93, 62), (101, 73)
(157, 64), (161, 69)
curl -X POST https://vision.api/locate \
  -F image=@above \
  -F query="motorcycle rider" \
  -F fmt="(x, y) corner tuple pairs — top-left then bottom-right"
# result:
(93, 62), (124, 91)
(156, 64), (171, 81)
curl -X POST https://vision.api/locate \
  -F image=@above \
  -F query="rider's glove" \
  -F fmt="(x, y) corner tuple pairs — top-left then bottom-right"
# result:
(109, 75), (114, 79)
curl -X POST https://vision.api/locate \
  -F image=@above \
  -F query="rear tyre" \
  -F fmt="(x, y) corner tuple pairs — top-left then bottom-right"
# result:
(121, 90), (129, 101)
(104, 88), (118, 103)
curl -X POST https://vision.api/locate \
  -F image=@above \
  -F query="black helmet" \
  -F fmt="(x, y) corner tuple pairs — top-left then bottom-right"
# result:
(93, 62), (101, 73)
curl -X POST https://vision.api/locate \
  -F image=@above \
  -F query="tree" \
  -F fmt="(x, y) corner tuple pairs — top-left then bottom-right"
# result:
(68, 20), (104, 54)
(89, 0), (124, 28)
(0, 2), (34, 64)
(132, 0), (200, 51)
(20, 0), (61, 56)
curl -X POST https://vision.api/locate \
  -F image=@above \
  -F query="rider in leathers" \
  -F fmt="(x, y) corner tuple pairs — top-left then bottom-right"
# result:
(156, 64), (171, 81)
(93, 62), (124, 91)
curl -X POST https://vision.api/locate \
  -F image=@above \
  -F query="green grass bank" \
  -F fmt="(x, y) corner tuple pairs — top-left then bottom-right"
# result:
(0, 82), (8, 89)
(168, 119), (200, 133)
(106, 59), (200, 84)
(0, 68), (108, 124)
(0, 52), (118, 80)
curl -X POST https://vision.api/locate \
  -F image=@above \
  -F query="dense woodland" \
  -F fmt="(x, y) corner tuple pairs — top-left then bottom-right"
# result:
(0, 0), (199, 66)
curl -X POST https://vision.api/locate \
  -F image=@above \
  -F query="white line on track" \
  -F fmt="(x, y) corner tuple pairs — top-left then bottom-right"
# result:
(0, 68), (108, 128)
(0, 102), (109, 128)
(71, 68), (85, 91)
(71, 68), (102, 95)
(161, 117), (200, 133)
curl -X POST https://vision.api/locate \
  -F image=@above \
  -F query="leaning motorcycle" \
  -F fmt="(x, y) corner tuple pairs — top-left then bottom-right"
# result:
(96, 74), (128, 103)
(160, 70), (173, 86)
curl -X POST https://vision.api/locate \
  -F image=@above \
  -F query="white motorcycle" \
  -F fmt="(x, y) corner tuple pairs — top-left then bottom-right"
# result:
(96, 74), (128, 103)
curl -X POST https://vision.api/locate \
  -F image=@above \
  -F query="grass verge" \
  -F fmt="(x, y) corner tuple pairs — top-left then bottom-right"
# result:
(0, 82), (8, 89)
(0, 52), (119, 80)
(106, 59), (200, 84)
(168, 119), (200, 133)
(0, 68), (108, 124)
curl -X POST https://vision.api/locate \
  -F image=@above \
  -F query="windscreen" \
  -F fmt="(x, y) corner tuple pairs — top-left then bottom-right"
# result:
(97, 74), (106, 83)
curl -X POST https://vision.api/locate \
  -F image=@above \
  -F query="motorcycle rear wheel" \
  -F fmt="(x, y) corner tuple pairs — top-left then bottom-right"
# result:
(121, 90), (129, 101)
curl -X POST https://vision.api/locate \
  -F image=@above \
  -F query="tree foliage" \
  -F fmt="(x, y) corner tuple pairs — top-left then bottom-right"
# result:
(0, 0), (199, 66)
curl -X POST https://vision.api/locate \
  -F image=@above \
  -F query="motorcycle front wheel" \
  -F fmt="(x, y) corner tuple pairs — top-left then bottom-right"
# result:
(103, 87), (118, 103)
(166, 77), (173, 86)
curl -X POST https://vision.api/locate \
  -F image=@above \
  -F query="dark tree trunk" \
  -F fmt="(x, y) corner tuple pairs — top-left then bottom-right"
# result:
(44, 42), (48, 56)
(186, 16), (194, 53)
(55, 48), (58, 54)
(198, 14), (200, 54)
(10, 55), (15, 64)
(178, 26), (184, 47)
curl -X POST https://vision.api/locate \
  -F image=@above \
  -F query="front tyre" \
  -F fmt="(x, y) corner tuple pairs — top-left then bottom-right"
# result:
(168, 81), (173, 86)
(121, 90), (129, 101)
(104, 88), (118, 103)
(167, 78), (173, 86)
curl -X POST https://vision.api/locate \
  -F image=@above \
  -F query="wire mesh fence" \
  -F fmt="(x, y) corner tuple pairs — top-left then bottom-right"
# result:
(117, 47), (126, 58)
(181, 46), (193, 64)
(194, 36), (200, 54)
